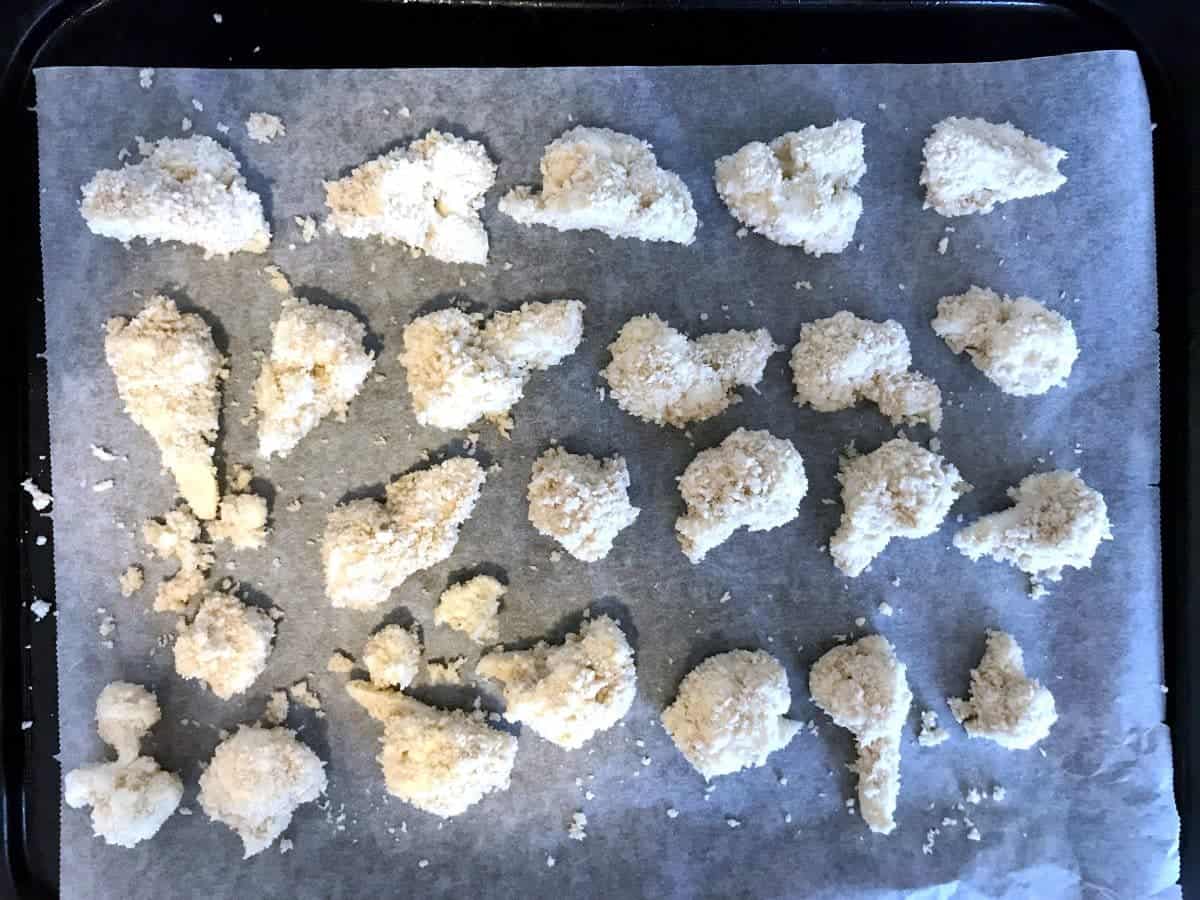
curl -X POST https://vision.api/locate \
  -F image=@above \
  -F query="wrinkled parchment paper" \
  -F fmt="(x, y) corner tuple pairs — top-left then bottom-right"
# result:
(35, 54), (1178, 899)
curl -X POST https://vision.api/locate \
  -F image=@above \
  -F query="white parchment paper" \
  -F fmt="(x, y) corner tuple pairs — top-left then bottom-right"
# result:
(35, 54), (1178, 899)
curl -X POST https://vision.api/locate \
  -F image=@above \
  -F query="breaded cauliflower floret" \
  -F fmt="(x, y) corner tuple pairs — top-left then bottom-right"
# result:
(64, 682), (182, 848)
(602, 315), (778, 428)
(810, 635), (912, 834)
(399, 301), (584, 432)
(346, 681), (518, 818)
(173, 590), (275, 699)
(477, 615), (636, 749)
(105, 297), (225, 520)
(362, 624), (423, 689)
(920, 117), (1067, 217)
(434, 575), (505, 644)
(198, 725), (327, 857)
(324, 130), (497, 264)
(527, 446), (640, 561)
(661, 649), (800, 780)
(255, 296), (376, 458)
(321, 458), (486, 609)
(80, 135), (270, 257)
(499, 126), (697, 244)
(676, 428), (807, 563)
(790, 311), (942, 430)
(953, 469), (1111, 596)
(948, 630), (1057, 749)
(830, 438), (969, 577)
(714, 120), (865, 255)
(932, 285), (1078, 396)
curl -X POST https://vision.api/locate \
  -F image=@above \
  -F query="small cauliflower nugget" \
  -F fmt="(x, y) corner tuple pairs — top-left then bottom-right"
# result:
(173, 590), (275, 699)
(400, 301), (584, 432)
(81, 135), (270, 256)
(527, 447), (639, 561)
(830, 438), (969, 577)
(603, 314), (778, 428)
(105, 297), (225, 520)
(499, 126), (697, 244)
(324, 130), (497, 264)
(791, 310), (942, 430)
(953, 469), (1111, 596)
(435, 575), (505, 644)
(362, 624), (423, 689)
(676, 428), (807, 563)
(810, 635), (912, 835)
(948, 630), (1057, 749)
(931, 285), (1078, 396)
(476, 615), (636, 749)
(662, 649), (800, 780)
(714, 120), (865, 255)
(920, 117), (1067, 217)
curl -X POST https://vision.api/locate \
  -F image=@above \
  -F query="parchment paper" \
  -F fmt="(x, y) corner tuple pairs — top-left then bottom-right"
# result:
(35, 54), (1178, 899)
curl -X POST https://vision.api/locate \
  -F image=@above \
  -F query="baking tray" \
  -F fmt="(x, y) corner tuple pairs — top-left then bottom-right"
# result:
(2, 1), (1195, 897)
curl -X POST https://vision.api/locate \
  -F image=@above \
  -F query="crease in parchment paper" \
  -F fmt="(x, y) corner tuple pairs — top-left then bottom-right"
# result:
(35, 53), (1176, 899)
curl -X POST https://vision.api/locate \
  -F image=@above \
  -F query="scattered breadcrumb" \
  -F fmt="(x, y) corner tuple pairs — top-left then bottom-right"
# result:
(93, 479), (115, 493)
(424, 657), (466, 686)
(992, 786), (1006, 802)
(30, 599), (52, 620)
(878, 602), (894, 617)
(666, 808), (679, 819)
(118, 565), (144, 597)
(246, 112), (286, 144)
(294, 215), (318, 243)
(21, 478), (53, 511)
(326, 652), (355, 674)
(138, 68), (154, 89)
(264, 690), (289, 726)
(967, 827), (982, 842)
(568, 811), (588, 841)
(917, 710), (949, 747)
(90, 444), (122, 462)
(289, 680), (322, 711)
(191, 98), (204, 111)
(937, 236), (949, 255)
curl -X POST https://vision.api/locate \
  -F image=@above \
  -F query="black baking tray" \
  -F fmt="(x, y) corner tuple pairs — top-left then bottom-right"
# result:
(2, 1), (1195, 897)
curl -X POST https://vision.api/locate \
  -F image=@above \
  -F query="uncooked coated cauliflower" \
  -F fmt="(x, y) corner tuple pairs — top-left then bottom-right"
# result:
(527, 446), (640, 561)
(602, 314), (778, 428)
(435, 575), (504, 644)
(321, 458), (486, 609)
(142, 502), (213, 612)
(714, 120), (865, 256)
(948, 630), (1057, 749)
(362, 624), (423, 689)
(476, 615), (636, 749)
(198, 725), (327, 857)
(810, 635), (912, 835)
(399, 300), (584, 432)
(105, 296), (225, 520)
(831, 438), (969, 577)
(954, 469), (1111, 596)
(920, 117), (1067, 217)
(64, 682), (182, 848)
(661, 649), (800, 780)
(324, 130), (497, 264)
(173, 590), (275, 699)
(676, 428), (807, 563)
(80, 135), (270, 257)
(931, 285), (1078, 396)
(346, 681), (518, 818)
(255, 296), (376, 458)
(790, 311), (942, 430)
(499, 126), (697, 244)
